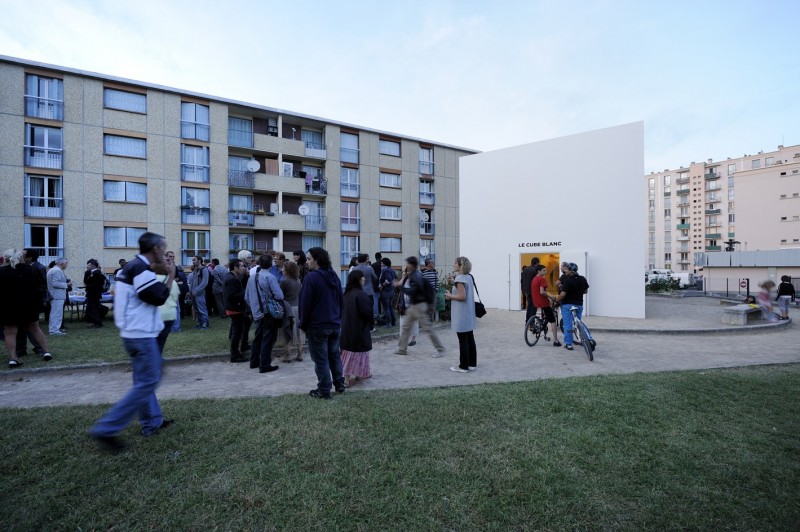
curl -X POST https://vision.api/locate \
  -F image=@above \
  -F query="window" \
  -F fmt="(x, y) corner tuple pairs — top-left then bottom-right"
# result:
(420, 180), (435, 204)
(340, 167), (360, 198)
(728, 188), (735, 200)
(104, 88), (146, 113)
(663, 175), (671, 186)
(24, 174), (63, 217)
(380, 171), (401, 188)
(25, 223), (63, 264)
(751, 159), (761, 169)
(380, 205), (402, 220)
(419, 146), (434, 174)
(103, 180), (147, 203)
(728, 214), (735, 223)
(420, 208), (434, 235)
(301, 129), (324, 150)
(104, 226), (145, 247)
(340, 235), (360, 266)
(228, 194), (252, 212)
(380, 237), (402, 253)
(728, 177), (735, 188)
(25, 124), (62, 169)
(648, 189), (655, 199)
(228, 117), (253, 148)
(765, 156), (774, 166)
(182, 230), (210, 264)
(181, 144), (209, 182)
(181, 187), (210, 224)
(664, 208), (671, 220)
(340, 132), (359, 164)
(664, 253), (671, 261)
(727, 163), (736, 175)
(104, 134), (146, 158)
(181, 102), (210, 141)
(680, 207), (688, 216)
(230, 233), (253, 253)
(379, 139), (401, 157)
(341, 202), (360, 232)
(420, 239), (436, 261)
(648, 200), (654, 209)
(302, 235), (323, 252)
(649, 232), (655, 243)
(664, 231), (671, 242)
(648, 178), (655, 188)
(25, 74), (63, 120)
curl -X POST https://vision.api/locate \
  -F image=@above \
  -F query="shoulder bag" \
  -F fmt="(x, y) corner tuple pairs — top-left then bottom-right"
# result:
(468, 274), (487, 318)
(255, 270), (285, 321)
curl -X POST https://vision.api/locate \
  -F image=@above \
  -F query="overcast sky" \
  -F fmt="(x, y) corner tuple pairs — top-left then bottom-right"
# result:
(1, 0), (797, 173)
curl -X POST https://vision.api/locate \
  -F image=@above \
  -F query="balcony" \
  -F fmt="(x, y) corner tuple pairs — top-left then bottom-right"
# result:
(676, 176), (690, 185)
(340, 147), (359, 164)
(24, 146), (63, 169)
(676, 188), (690, 195)
(419, 161), (435, 175)
(704, 172), (720, 180)
(676, 199), (690, 206)
(180, 206), (210, 225)
(705, 208), (721, 215)
(24, 195), (63, 218)
(663, 190), (671, 196)
(705, 183), (721, 191)
(305, 142), (327, 159)
(419, 191), (436, 205)
(677, 235), (690, 241)
(341, 216), (360, 232)
(705, 233), (722, 239)
(705, 245), (721, 251)
(341, 182), (360, 198)
(420, 221), (435, 236)
(181, 164), (209, 183)
(25, 97), (64, 121)
(228, 210), (255, 227)
(228, 169), (255, 189)
(676, 223), (690, 230)
(303, 177), (328, 196)
(305, 215), (326, 232)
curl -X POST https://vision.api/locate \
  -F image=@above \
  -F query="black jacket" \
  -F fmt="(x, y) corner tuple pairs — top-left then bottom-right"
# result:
(340, 287), (373, 353)
(222, 272), (246, 313)
(402, 270), (429, 305)
(84, 269), (106, 299)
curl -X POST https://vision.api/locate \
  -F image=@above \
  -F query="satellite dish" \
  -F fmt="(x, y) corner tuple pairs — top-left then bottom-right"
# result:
(246, 159), (260, 172)
(298, 204), (310, 216)
(420, 212), (429, 222)
(419, 246), (430, 257)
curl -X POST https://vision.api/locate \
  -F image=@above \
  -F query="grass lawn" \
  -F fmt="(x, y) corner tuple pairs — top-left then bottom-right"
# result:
(1, 365), (799, 529)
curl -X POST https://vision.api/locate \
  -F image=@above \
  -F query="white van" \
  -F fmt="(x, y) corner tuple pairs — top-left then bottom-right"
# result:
(648, 269), (674, 281)
(671, 272), (695, 288)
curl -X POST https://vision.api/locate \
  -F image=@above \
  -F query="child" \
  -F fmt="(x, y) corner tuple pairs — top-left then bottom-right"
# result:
(756, 280), (777, 323)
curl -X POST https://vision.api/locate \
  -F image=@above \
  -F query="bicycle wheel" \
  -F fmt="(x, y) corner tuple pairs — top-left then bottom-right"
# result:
(575, 319), (593, 361)
(525, 316), (542, 346)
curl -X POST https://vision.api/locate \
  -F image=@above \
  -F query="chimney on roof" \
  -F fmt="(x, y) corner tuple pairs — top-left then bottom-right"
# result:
(707, 158), (713, 163)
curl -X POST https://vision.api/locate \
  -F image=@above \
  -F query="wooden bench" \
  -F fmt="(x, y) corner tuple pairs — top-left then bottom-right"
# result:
(722, 304), (761, 325)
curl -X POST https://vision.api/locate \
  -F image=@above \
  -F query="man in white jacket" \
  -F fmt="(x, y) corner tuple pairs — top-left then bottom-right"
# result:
(46, 258), (71, 335)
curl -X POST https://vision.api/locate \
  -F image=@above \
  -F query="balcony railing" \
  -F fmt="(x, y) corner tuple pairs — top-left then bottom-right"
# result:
(704, 172), (720, 180)
(24, 146), (63, 169)
(676, 176), (690, 185)
(25, 96), (64, 121)
(419, 191), (436, 205)
(305, 142), (327, 159)
(340, 147), (359, 164)
(677, 235), (690, 241)
(705, 209), (721, 215)
(181, 164), (210, 183)
(676, 223), (690, 230)
(228, 210), (255, 227)
(24, 195), (63, 218)
(419, 161), (435, 175)
(305, 215), (326, 231)
(228, 130), (253, 148)
(227, 169), (255, 189)
(705, 233), (722, 239)
(705, 245), (721, 251)
(304, 177), (327, 195)
(676, 199), (690, 206)
(341, 182), (360, 198)
(676, 188), (690, 195)
(420, 221), (435, 235)
(26, 248), (64, 267)
(341, 217), (360, 232)
(705, 183), (721, 191)
(180, 206), (210, 224)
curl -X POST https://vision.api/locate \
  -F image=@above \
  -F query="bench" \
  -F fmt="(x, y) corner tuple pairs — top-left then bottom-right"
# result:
(722, 304), (761, 325)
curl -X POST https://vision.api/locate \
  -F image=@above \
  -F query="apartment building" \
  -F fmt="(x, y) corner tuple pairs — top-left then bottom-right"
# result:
(645, 143), (800, 273)
(0, 56), (475, 281)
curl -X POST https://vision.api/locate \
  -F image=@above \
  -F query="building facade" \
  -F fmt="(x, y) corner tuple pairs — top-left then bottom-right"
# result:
(0, 56), (475, 281)
(645, 144), (800, 273)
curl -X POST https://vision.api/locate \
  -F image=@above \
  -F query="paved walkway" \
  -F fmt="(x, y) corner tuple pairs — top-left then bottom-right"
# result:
(1, 297), (798, 409)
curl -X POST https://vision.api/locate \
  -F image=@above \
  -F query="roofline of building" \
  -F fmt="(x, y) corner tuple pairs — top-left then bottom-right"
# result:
(646, 143), (800, 175)
(2, 54), (480, 155)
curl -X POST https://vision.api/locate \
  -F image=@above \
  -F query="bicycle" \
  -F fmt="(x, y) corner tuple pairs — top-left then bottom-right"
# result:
(565, 305), (595, 361)
(524, 303), (559, 347)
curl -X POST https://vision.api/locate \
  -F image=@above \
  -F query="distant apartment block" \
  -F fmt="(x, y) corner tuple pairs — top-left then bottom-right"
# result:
(0, 56), (476, 280)
(645, 144), (800, 272)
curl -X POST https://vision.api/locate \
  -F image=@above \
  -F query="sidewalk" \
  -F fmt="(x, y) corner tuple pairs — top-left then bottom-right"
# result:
(1, 297), (797, 409)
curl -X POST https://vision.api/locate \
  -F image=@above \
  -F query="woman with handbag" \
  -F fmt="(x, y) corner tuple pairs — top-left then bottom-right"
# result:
(340, 270), (373, 387)
(444, 256), (477, 373)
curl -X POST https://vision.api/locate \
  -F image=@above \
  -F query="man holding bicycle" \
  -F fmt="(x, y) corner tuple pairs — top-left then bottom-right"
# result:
(531, 264), (561, 347)
(555, 262), (594, 352)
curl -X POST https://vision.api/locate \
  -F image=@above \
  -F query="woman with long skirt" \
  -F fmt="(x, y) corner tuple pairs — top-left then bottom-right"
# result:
(340, 270), (373, 387)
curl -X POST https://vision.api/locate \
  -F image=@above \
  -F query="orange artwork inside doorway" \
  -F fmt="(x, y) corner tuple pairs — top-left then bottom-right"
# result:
(520, 252), (561, 302)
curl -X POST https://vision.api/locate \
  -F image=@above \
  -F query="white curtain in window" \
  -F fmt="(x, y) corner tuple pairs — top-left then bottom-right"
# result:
(228, 156), (249, 171)
(103, 181), (125, 201)
(104, 89), (146, 113)
(126, 182), (147, 203)
(341, 133), (358, 150)
(229, 195), (251, 211)
(105, 227), (126, 247)
(181, 145), (208, 166)
(26, 176), (44, 198)
(105, 135), (145, 157)
(302, 130), (322, 148)
(302, 235), (323, 251)
(127, 228), (146, 246)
